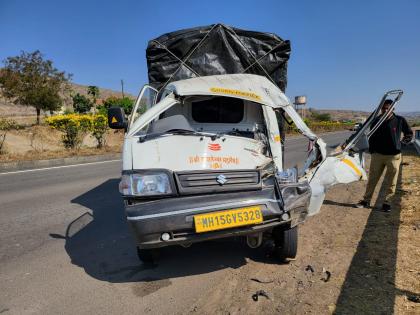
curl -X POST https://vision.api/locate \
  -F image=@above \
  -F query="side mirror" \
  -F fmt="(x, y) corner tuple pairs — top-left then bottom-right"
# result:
(108, 107), (128, 130)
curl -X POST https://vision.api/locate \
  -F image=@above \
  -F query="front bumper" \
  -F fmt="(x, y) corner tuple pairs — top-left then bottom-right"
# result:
(125, 186), (310, 249)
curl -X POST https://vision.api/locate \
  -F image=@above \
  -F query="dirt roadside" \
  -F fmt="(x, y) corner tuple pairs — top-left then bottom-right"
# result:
(0, 125), (123, 162)
(186, 152), (419, 315)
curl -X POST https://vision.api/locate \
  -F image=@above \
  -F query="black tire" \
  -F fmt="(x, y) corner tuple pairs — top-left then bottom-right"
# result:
(273, 226), (298, 261)
(136, 247), (159, 263)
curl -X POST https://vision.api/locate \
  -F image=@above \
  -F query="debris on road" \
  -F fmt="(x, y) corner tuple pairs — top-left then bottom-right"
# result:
(250, 278), (274, 284)
(305, 265), (315, 273)
(406, 294), (420, 303)
(252, 290), (270, 301)
(321, 267), (331, 282)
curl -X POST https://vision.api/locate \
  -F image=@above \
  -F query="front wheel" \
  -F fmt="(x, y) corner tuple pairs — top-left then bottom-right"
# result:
(273, 226), (298, 262)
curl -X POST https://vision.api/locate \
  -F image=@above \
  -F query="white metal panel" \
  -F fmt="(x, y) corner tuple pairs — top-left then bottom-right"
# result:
(131, 135), (271, 171)
(283, 103), (317, 141)
(262, 106), (283, 170)
(129, 85), (158, 127)
(167, 74), (290, 109)
(307, 153), (367, 216)
(122, 138), (132, 170)
(127, 94), (178, 137)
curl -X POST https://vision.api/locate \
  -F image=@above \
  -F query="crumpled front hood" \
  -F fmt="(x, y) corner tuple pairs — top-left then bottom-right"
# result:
(167, 74), (290, 109)
(129, 135), (272, 172)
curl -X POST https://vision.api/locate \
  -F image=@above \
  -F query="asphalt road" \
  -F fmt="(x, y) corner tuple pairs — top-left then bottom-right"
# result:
(0, 130), (351, 315)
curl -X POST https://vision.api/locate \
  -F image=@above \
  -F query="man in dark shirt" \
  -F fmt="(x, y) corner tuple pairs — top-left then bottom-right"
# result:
(355, 99), (413, 211)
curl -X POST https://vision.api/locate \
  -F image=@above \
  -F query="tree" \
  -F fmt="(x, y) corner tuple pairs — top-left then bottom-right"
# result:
(0, 50), (71, 124)
(72, 93), (93, 113)
(87, 85), (100, 104)
(100, 96), (134, 115)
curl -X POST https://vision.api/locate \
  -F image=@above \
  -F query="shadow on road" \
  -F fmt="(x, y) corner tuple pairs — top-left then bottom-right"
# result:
(52, 178), (274, 283)
(333, 150), (415, 314)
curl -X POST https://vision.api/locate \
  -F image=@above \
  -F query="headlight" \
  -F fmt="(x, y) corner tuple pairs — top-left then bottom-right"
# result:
(119, 172), (173, 196)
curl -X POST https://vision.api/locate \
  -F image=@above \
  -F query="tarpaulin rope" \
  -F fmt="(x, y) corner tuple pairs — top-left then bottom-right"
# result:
(156, 24), (219, 93)
(150, 40), (200, 93)
(228, 26), (278, 86)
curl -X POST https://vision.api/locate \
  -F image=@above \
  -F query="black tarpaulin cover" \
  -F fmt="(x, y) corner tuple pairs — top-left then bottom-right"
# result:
(146, 24), (291, 92)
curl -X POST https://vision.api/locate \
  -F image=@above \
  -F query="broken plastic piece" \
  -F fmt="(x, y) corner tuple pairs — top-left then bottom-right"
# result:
(250, 278), (274, 284)
(321, 268), (331, 282)
(252, 290), (270, 301)
(407, 294), (420, 303)
(305, 265), (315, 273)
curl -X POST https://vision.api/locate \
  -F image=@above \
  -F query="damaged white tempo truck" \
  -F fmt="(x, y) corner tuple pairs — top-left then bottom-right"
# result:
(107, 24), (402, 263)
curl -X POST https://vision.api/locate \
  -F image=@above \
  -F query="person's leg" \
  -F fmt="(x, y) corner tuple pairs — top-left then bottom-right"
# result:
(382, 153), (402, 204)
(362, 153), (386, 203)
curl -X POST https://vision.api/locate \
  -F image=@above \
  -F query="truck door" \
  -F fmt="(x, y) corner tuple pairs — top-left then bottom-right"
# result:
(129, 85), (158, 129)
(306, 90), (403, 216)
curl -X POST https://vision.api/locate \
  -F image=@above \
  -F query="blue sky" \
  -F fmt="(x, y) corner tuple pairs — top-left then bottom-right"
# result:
(1, 0), (419, 111)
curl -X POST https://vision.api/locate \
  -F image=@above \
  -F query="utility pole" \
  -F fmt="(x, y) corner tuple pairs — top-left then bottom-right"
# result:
(121, 79), (125, 98)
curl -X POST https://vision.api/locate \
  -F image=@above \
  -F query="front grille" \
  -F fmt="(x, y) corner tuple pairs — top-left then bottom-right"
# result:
(175, 170), (261, 195)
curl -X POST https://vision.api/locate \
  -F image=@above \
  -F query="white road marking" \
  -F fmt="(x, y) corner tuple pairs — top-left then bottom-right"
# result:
(0, 159), (121, 175)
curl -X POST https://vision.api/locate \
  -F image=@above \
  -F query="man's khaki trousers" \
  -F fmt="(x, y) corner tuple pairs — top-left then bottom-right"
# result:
(363, 153), (402, 203)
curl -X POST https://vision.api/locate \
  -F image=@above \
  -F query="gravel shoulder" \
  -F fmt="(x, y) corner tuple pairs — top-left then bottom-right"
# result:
(187, 151), (420, 315)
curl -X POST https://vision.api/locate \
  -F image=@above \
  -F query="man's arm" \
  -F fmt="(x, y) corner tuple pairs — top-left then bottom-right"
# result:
(401, 117), (413, 144)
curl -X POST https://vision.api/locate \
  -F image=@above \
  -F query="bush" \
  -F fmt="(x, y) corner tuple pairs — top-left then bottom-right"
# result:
(311, 112), (331, 122)
(63, 108), (74, 115)
(96, 105), (108, 116)
(46, 114), (92, 149)
(90, 115), (108, 148)
(0, 118), (19, 154)
(72, 93), (93, 113)
(285, 119), (349, 134)
(45, 114), (109, 149)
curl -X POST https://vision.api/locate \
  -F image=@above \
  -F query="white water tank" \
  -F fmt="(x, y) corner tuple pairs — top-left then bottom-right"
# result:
(294, 95), (307, 105)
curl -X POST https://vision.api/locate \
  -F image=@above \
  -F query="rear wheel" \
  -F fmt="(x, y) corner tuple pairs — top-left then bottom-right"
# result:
(136, 247), (159, 263)
(273, 226), (298, 261)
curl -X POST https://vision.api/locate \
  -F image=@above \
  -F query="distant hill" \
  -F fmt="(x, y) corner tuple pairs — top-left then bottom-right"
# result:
(399, 111), (420, 118)
(309, 108), (419, 123)
(69, 82), (135, 101)
(308, 108), (370, 122)
(398, 111), (420, 125)
(0, 82), (135, 117)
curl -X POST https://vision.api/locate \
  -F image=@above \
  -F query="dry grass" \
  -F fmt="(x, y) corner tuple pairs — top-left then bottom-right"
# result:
(0, 145), (121, 163)
(0, 124), (124, 162)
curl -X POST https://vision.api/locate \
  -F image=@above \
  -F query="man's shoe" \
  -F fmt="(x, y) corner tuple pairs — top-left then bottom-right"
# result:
(354, 200), (370, 208)
(381, 203), (391, 212)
